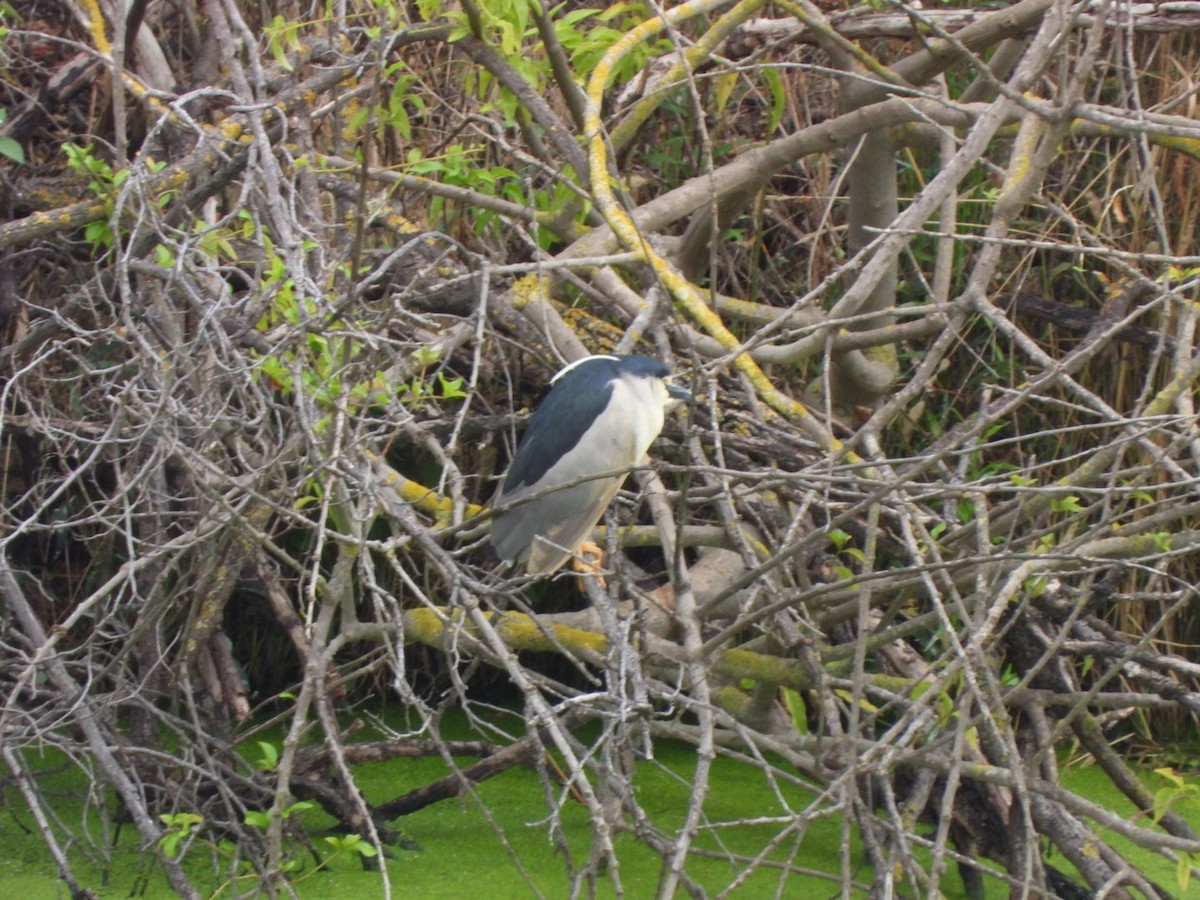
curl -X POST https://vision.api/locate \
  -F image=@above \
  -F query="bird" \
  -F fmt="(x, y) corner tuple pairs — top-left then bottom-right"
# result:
(490, 354), (691, 576)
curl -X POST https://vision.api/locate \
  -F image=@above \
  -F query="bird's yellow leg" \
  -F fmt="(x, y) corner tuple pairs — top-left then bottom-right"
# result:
(573, 541), (607, 590)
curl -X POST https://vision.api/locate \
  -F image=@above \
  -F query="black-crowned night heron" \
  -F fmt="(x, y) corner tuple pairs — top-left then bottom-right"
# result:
(491, 354), (690, 575)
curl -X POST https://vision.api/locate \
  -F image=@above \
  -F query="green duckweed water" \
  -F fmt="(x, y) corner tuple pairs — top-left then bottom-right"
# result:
(2, 712), (1194, 899)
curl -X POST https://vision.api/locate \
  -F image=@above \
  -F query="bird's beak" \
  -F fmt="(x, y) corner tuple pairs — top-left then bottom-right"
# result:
(667, 382), (695, 404)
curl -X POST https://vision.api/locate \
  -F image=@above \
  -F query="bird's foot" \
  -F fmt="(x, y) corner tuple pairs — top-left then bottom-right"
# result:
(573, 541), (607, 590)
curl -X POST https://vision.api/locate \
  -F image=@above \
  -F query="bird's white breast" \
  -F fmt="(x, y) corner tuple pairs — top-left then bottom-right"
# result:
(530, 372), (668, 493)
(611, 372), (668, 461)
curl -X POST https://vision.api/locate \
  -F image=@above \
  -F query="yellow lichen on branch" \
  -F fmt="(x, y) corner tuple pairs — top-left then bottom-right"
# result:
(608, 0), (770, 152)
(402, 606), (824, 692)
(402, 607), (608, 662)
(581, 0), (850, 455)
(80, 0), (112, 56)
(368, 450), (484, 525)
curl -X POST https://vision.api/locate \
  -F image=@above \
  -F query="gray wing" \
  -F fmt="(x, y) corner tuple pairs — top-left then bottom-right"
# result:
(492, 476), (623, 574)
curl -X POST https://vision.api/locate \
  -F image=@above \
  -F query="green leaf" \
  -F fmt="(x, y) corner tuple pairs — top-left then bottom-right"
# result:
(437, 372), (467, 400)
(413, 345), (442, 367)
(713, 71), (738, 116)
(416, 0), (445, 22)
(1050, 495), (1083, 513)
(244, 810), (272, 829)
(1155, 767), (1184, 787)
(781, 687), (808, 734)
(956, 498), (975, 523)
(0, 135), (24, 164)
(762, 67), (785, 134)
(325, 834), (378, 857)
(255, 740), (280, 771)
(159, 832), (182, 858)
(557, 8), (600, 29)
(157, 812), (203, 858)
(827, 528), (850, 550)
(267, 16), (295, 71)
(282, 800), (315, 819)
